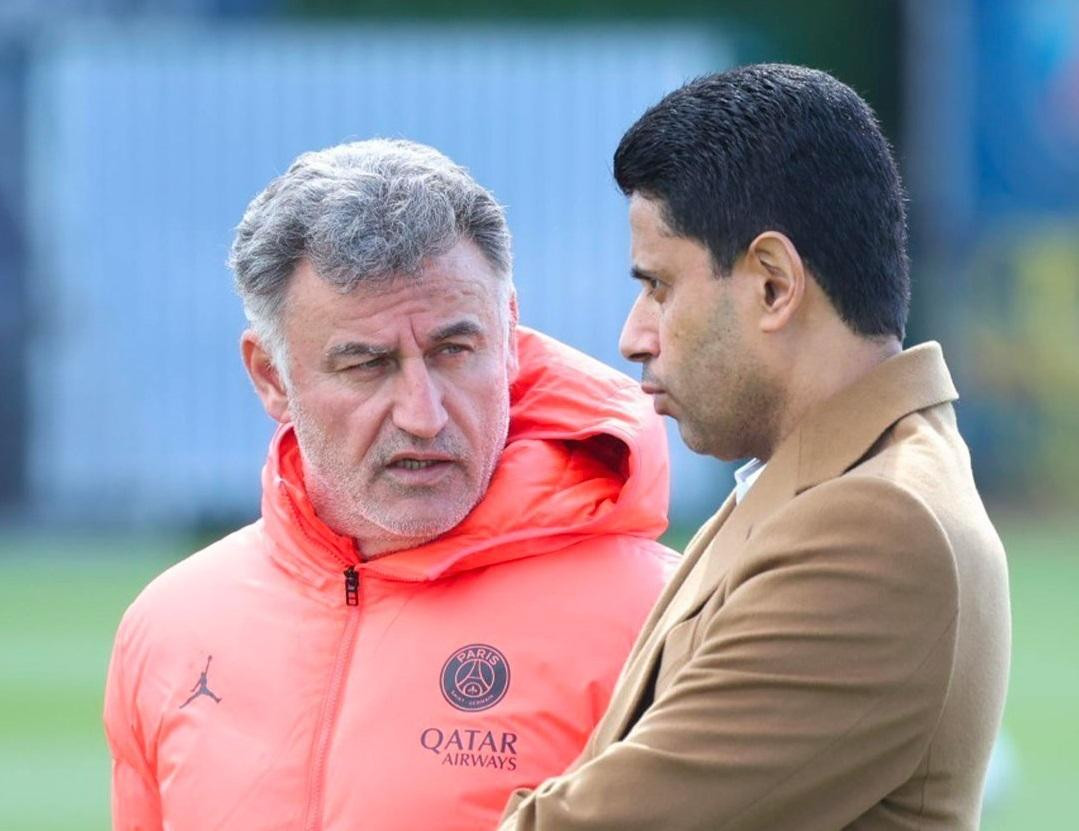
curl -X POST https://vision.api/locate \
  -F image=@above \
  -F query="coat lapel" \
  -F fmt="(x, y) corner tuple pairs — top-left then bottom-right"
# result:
(587, 492), (737, 749)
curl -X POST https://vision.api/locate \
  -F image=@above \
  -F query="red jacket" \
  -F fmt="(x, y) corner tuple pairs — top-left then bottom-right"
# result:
(104, 327), (676, 831)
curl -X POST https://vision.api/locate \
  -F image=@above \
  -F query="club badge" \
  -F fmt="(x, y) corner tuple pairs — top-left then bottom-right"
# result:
(440, 643), (510, 712)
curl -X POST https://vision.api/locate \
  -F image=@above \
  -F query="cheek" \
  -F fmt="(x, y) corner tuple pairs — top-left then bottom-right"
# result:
(305, 389), (386, 448)
(446, 371), (510, 438)
(660, 302), (719, 389)
(657, 302), (696, 361)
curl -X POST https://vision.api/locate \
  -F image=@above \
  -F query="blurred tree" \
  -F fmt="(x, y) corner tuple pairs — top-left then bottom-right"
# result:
(962, 225), (1079, 507)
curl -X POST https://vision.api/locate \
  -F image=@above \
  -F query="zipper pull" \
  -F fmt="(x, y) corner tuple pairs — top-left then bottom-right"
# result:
(343, 566), (360, 607)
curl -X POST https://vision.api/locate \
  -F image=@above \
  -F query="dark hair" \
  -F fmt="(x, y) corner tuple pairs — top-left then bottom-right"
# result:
(613, 63), (910, 339)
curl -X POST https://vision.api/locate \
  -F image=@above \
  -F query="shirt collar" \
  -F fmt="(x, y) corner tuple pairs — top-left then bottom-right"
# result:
(733, 457), (767, 504)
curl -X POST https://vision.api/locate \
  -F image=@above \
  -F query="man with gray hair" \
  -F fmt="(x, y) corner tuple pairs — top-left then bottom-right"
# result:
(103, 139), (676, 831)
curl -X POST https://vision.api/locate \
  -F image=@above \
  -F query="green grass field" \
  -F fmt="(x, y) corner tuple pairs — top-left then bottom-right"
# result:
(1, 520), (1075, 829)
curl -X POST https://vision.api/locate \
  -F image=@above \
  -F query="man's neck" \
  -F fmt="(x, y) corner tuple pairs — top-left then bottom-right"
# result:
(763, 331), (902, 461)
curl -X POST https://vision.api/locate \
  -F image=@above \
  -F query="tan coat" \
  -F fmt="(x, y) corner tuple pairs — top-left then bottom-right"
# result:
(499, 343), (1010, 830)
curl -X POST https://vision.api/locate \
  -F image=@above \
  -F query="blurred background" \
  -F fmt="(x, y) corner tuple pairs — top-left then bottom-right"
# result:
(0, 0), (1075, 828)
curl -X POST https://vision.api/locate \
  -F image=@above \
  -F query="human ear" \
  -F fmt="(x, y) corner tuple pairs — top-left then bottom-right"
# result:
(505, 289), (520, 378)
(241, 330), (291, 423)
(744, 231), (806, 333)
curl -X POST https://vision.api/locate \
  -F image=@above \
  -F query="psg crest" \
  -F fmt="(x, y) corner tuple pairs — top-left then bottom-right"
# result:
(440, 644), (511, 712)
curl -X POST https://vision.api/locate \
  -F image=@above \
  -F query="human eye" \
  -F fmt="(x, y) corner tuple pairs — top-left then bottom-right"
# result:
(435, 342), (472, 358)
(632, 268), (667, 301)
(345, 355), (390, 373)
(640, 276), (667, 301)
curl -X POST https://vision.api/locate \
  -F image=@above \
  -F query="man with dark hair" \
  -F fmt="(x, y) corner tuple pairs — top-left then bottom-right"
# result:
(499, 64), (1010, 831)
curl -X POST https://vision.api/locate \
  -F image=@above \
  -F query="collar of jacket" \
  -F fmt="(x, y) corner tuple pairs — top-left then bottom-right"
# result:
(257, 326), (671, 589)
(720, 340), (958, 542)
(793, 340), (958, 493)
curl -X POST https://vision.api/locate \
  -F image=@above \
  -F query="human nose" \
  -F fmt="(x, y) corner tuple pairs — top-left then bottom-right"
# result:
(619, 293), (659, 364)
(391, 360), (448, 439)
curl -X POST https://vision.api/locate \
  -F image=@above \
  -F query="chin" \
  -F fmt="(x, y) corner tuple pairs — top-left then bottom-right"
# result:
(678, 424), (742, 462)
(381, 500), (477, 539)
(676, 423), (712, 456)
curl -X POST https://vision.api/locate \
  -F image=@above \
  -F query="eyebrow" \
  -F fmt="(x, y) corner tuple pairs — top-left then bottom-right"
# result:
(630, 266), (661, 283)
(324, 341), (392, 363)
(429, 320), (484, 342)
(323, 320), (484, 364)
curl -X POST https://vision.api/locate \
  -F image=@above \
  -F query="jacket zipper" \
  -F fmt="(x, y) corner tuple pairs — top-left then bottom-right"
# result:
(302, 566), (362, 831)
(344, 565), (360, 606)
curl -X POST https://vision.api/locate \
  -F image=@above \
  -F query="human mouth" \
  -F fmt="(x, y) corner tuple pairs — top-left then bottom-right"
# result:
(650, 393), (673, 416)
(639, 367), (665, 397)
(639, 380), (674, 416)
(387, 450), (455, 467)
(390, 459), (445, 471)
(384, 453), (457, 484)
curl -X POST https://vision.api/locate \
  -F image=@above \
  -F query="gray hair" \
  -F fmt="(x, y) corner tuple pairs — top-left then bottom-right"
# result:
(228, 138), (513, 365)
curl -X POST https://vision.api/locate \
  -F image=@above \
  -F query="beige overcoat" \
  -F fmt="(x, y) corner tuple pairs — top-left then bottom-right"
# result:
(499, 343), (1010, 830)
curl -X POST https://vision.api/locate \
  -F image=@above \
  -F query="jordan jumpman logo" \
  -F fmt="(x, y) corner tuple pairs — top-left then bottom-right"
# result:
(180, 655), (223, 709)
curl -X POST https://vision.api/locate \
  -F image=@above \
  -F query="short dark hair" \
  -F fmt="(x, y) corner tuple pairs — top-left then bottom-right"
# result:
(613, 63), (910, 339)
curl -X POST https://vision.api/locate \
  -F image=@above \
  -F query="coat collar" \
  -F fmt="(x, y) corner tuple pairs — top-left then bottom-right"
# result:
(728, 341), (958, 534)
(793, 341), (957, 494)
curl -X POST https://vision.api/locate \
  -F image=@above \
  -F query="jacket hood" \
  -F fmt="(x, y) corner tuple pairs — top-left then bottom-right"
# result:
(261, 326), (669, 583)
